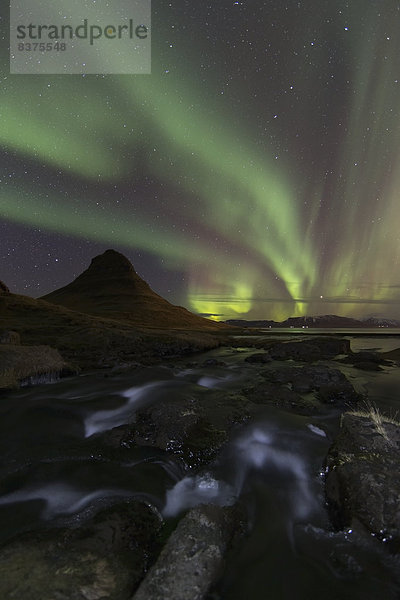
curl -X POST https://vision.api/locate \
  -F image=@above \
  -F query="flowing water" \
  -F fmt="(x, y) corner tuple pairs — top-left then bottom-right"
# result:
(1, 335), (400, 598)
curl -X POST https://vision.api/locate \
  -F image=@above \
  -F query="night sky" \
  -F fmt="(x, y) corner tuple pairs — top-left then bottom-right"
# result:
(2, 1), (400, 321)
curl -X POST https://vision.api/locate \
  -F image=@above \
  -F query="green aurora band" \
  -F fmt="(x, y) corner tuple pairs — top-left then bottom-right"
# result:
(1, 1), (400, 320)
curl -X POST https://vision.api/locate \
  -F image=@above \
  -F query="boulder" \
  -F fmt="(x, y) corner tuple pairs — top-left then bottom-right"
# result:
(268, 337), (351, 362)
(133, 504), (244, 600)
(268, 341), (320, 362)
(242, 380), (319, 415)
(100, 391), (252, 469)
(382, 347), (400, 363)
(352, 361), (383, 372)
(200, 358), (227, 367)
(339, 351), (391, 370)
(301, 337), (351, 356)
(0, 501), (163, 600)
(253, 365), (362, 410)
(317, 382), (361, 406)
(244, 352), (271, 364)
(264, 364), (352, 392)
(325, 412), (400, 551)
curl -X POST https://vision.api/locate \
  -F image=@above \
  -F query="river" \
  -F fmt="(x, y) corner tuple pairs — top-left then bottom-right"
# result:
(1, 334), (400, 599)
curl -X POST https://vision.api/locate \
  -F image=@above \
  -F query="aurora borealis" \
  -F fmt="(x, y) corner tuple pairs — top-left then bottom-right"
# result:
(2, 1), (400, 321)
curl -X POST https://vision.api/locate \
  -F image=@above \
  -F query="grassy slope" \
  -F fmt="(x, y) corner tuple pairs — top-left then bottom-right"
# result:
(0, 293), (229, 370)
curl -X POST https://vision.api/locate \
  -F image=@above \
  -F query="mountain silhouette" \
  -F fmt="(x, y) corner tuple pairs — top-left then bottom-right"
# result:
(41, 249), (225, 330)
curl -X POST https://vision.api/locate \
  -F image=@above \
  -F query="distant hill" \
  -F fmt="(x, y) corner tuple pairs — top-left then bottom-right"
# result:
(225, 319), (276, 328)
(226, 314), (400, 329)
(361, 317), (400, 328)
(41, 249), (227, 331)
(280, 315), (365, 328)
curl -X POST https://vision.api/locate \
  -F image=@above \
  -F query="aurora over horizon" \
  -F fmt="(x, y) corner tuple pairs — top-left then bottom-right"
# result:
(2, 0), (400, 322)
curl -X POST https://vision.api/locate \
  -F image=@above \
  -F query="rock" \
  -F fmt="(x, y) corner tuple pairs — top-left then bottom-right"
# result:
(253, 365), (362, 409)
(0, 281), (10, 294)
(268, 337), (351, 362)
(101, 391), (252, 469)
(0, 501), (163, 600)
(133, 504), (244, 600)
(325, 412), (400, 551)
(0, 331), (20, 345)
(268, 341), (320, 361)
(353, 361), (383, 372)
(264, 364), (351, 392)
(351, 351), (384, 363)
(104, 361), (142, 376)
(382, 347), (400, 363)
(244, 352), (271, 364)
(300, 337), (351, 356)
(201, 358), (227, 367)
(150, 335), (222, 359)
(317, 382), (361, 406)
(243, 380), (319, 415)
(0, 344), (75, 390)
(339, 351), (391, 369)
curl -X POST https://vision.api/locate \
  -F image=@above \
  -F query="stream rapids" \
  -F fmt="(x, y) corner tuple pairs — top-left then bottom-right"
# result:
(1, 335), (400, 599)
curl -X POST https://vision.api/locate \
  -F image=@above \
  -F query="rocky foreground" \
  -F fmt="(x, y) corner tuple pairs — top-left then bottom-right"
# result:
(0, 333), (399, 599)
(326, 411), (400, 551)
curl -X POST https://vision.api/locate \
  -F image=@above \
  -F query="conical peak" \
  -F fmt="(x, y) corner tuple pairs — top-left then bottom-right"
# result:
(87, 249), (137, 276)
(41, 249), (153, 309)
(41, 249), (225, 331)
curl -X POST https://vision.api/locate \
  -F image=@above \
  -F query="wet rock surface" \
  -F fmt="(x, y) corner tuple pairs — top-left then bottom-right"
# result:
(242, 379), (319, 415)
(133, 504), (244, 600)
(101, 391), (253, 469)
(266, 337), (351, 362)
(316, 382), (361, 405)
(264, 364), (349, 389)
(325, 413), (400, 551)
(338, 350), (392, 371)
(0, 500), (162, 600)
(352, 361), (384, 371)
(242, 363), (362, 414)
(201, 358), (227, 367)
(382, 346), (400, 363)
(244, 352), (272, 364)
